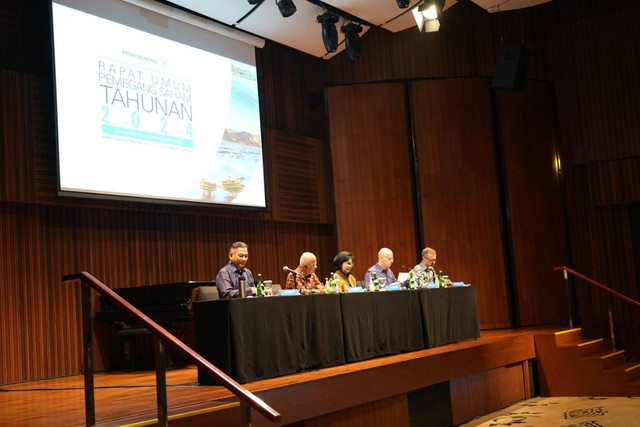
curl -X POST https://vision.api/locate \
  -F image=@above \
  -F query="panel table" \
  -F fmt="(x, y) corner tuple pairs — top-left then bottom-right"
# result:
(194, 287), (479, 383)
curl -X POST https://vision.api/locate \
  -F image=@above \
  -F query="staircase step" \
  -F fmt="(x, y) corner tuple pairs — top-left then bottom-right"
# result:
(558, 338), (606, 356)
(584, 350), (627, 369)
(554, 328), (583, 346)
(604, 362), (640, 382)
(627, 379), (640, 396)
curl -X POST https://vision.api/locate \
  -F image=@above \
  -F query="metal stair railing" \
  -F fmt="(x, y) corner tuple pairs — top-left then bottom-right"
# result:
(554, 266), (640, 352)
(63, 271), (281, 427)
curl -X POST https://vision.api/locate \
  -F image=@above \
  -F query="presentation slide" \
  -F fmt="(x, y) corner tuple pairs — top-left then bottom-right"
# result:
(52, 3), (266, 208)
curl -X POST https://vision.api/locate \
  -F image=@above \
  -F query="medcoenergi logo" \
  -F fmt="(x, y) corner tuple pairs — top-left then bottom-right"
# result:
(121, 50), (168, 69)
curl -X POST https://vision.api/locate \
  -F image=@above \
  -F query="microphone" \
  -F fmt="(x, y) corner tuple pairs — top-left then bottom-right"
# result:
(283, 266), (301, 290)
(283, 266), (302, 276)
(401, 265), (413, 271)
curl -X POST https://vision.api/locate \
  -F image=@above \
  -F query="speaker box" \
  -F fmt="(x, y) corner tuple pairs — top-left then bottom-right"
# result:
(491, 44), (530, 91)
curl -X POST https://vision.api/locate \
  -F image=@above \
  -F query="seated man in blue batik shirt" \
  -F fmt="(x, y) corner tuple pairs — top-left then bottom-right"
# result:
(216, 241), (254, 298)
(364, 247), (397, 289)
(411, 247), (438, 287)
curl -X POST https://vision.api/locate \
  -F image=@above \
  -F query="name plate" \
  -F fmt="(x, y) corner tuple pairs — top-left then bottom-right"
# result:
(426, 283), (438, 289)
(452, 282), (466, 287)
(387, 284), (402, 291)
(348, 286), (364, 293)
(278, 289), (300, 296)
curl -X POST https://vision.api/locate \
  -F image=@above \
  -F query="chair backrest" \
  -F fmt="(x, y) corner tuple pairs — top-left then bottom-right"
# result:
(197, 285), (219, 301)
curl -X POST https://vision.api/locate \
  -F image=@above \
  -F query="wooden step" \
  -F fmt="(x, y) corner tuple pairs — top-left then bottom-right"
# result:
(584, 350), (627, 370)
(627, 379), (640, 396)
(558, 338), (606, 357)
(604, 362), (640, 383)
(553, 328), (583, 346)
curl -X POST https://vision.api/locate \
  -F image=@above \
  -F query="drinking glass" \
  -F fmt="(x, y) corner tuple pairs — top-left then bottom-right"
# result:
(264, 280), (273, 296)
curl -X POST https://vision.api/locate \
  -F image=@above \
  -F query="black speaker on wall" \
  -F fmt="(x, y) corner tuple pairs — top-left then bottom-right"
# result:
(491, 44), (530, 91)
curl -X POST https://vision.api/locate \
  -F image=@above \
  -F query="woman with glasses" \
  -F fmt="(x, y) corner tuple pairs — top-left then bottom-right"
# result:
(333, 251), (357, 292)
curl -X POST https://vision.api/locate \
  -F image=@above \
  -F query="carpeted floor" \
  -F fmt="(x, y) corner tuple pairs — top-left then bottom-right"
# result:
(462, 396), (640, 426)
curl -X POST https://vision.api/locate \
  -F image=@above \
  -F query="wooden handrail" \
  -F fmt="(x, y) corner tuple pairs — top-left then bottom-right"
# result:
(553, 266), (640, 308)
(63, 271), (281, 423)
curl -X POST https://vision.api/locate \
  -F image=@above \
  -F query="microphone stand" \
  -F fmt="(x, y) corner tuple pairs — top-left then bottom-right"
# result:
(284, 267), (300, 290)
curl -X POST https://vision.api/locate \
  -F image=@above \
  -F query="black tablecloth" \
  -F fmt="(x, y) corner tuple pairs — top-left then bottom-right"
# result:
(194, 287), (479, 383)
(194, 293), (344, 384)
(418, 287), (481, 348)
(340, 291), (424, 362)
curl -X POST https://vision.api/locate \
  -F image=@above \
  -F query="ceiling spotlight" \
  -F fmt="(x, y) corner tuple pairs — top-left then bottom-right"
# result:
(396, 0), (410, 7)
(317, 12), (339, 53)
(248, 0), (260, 5)
(276, 0), (296, 18)
(341, 23), (362, 60)
(421, 0), (445, 20)
(412, 0), (445, 32)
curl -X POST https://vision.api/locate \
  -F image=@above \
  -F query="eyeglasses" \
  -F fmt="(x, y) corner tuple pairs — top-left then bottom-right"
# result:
(423, 256), (436, 263)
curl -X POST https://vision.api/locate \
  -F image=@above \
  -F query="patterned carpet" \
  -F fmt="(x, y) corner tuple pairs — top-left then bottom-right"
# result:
(462, 396), (640, 426)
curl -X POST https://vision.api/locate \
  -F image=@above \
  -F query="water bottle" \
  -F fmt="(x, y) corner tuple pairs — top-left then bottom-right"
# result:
(408, 272), (416, 290)
(256, 273), (264, 297)
(372, 272), (380, 292)
(331, 273), (340, 293)
(238, 276), (246, 298)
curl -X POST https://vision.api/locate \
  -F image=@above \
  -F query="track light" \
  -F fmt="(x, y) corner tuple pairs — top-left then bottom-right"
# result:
(341, 23), (362, 60)
(276, 0), (296, 18)
(423, 0), (443, 19)
(422, 0), (445, 19)
(396, 0), (410, 7)
(412, 0), (445, 33)
(317, 12), (339, 53)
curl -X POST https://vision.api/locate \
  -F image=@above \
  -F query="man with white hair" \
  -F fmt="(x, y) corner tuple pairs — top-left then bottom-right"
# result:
(364, 247), (397, 289)
(285, 251), (324, 294)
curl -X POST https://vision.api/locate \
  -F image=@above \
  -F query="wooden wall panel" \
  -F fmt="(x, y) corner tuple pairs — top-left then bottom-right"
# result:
(497, 82), (569, 326)
(0, 1), (21, 69)
(412, 78), (510, 329)
(0, 70), (35, 202)
(450, 363), (529, 426)
(0, 204), (27, 382)
(264, 129), (334, 224)
(326, 83), (417, 275)
(586, 158), (640, 206)
(554, 1), (640, 165)
(256, 43), (327, 140)
(304, 394), (409, 427)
